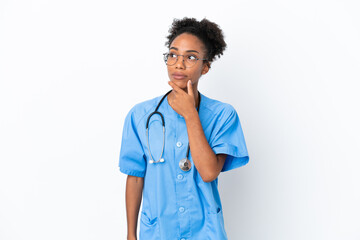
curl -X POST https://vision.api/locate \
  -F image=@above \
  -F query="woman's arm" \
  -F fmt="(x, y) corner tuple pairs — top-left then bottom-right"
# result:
(168, 80), (227, 182)
(184, 111), (227, 182)
(125, 175), (144, 240)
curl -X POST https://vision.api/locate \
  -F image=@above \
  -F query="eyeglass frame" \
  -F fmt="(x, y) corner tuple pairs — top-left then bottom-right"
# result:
(163, 52), (208, 68)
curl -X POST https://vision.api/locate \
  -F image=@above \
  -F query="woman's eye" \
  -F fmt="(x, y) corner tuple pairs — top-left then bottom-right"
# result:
(169, 53), (177, 58)
(187, 55), (197, 61)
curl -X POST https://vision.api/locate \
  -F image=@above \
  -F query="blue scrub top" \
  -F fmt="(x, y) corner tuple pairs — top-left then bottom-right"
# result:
(119, 92), (249, 240)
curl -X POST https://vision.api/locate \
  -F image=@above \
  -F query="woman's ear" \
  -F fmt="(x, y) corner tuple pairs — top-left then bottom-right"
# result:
(201, 62), (211, 75)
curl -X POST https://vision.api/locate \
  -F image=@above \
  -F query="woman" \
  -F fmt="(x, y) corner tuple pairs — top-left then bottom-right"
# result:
(119, 17), (249, 240)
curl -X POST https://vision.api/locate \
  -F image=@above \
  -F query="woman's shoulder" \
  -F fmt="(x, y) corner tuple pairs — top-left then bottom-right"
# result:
(201, 93), (237, 117)
(125, 94), (164, 122)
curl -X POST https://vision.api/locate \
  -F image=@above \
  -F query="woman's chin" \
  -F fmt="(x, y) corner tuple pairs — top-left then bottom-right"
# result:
(170, 80), (188, 89)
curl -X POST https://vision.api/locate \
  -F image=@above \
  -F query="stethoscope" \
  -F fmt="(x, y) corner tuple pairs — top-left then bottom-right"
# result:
(145, 89), (201, 171)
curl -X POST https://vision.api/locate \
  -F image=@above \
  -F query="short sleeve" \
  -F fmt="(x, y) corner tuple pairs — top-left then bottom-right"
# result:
(119, 107), (146, 177)
(209, 105), (249, 172)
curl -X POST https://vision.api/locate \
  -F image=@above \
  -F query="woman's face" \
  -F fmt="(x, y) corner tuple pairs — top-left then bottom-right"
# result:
(166, 33), (210, 90)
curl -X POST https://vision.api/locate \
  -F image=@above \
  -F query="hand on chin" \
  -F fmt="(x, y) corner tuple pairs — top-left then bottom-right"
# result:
(171, 80), (187, 88)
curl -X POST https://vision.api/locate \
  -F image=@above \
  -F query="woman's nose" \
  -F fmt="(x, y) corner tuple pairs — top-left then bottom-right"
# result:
(175, 55), (186, 69)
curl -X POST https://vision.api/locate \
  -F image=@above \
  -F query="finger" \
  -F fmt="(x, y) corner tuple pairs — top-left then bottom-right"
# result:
(187, 80), (194, 98)
(168, 81), (184, 94)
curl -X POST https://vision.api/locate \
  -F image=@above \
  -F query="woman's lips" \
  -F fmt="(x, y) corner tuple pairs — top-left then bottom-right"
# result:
(172, 73), (187, 80)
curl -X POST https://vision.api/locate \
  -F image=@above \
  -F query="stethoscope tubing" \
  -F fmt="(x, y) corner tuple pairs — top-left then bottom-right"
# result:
(146, 89), (201, 165)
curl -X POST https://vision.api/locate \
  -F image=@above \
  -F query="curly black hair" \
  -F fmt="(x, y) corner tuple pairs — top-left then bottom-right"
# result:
(165, 17), (227, 63)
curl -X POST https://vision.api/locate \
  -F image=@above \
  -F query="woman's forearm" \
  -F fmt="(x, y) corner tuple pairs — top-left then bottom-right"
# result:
(125, 175), (144, 239)
(184, 110), (223, 182)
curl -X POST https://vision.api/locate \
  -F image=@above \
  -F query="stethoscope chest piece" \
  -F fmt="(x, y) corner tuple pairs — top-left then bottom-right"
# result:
(179, 158), (191, 171)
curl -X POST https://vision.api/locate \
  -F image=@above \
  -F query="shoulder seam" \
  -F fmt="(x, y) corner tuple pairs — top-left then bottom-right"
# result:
(131, 98), (160, 129)
(201, 101), (233, 121)
(135, 107), (154, 129)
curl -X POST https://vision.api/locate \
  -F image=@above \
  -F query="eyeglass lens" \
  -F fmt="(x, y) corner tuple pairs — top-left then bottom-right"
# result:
(165, 53), (198, 67)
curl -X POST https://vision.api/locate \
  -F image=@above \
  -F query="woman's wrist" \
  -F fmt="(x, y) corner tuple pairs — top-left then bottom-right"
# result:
(184, 108), (198, 121)
(127, 235), (137, 240)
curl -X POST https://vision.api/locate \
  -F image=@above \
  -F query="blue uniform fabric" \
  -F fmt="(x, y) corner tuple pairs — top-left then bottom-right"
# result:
(119, 92), (249, 240)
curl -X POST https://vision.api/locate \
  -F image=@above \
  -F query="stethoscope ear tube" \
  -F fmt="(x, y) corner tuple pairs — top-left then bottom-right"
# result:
(146, 125), (165, 164)
(146, 111), (165, 129)
(146, 90), (172, 164)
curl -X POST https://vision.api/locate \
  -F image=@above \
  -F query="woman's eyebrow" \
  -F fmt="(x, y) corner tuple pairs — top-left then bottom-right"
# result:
(170, 47), (199, 53)
(186, 50), (199, 53)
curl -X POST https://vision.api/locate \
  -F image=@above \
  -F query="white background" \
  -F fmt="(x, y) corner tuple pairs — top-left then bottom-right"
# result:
(1, 0), (359, 239)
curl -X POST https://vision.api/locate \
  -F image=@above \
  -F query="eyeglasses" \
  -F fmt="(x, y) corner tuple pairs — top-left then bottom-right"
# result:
(163, 52), (207, 68)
